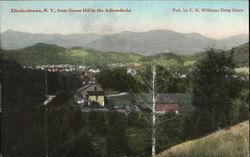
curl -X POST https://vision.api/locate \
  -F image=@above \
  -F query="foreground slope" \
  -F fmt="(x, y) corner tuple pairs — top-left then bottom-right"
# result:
(157, 121), (249, 157)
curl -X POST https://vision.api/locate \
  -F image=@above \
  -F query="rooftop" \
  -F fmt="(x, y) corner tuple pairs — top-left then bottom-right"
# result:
(155, 104), (179, 112)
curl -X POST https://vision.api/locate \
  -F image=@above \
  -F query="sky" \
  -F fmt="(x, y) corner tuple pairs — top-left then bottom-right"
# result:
(0, 1), (249, 39)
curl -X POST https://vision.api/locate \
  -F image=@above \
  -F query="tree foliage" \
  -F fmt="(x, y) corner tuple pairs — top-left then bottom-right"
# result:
(95, 67), (138, 92)
(192, 48), (244, 135)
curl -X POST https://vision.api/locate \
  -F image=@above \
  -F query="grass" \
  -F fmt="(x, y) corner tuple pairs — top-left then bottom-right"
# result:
(183, 61), (196, 66)
(234, 67), (249, 74)
(157, 121), (249, 157)
(107, 93), (133, 106)
(68, 49), (89, 57)
(104, 89), (121, 95)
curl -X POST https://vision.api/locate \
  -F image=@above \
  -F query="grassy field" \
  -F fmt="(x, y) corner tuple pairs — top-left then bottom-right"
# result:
(157, 121), (249, 157)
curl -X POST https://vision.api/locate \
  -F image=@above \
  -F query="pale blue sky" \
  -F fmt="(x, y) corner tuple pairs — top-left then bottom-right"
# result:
(0, 1), (249, 39)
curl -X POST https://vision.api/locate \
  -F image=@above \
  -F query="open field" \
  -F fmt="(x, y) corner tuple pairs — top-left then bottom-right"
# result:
(157, 121), (249, 157)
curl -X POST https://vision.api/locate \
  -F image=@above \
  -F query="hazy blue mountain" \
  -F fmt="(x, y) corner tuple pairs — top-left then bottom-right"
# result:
(218, 34), (249, 50)
(1, 29), (105, 50)
(87, 30), (218, 54)
(1, 29), (248, 55)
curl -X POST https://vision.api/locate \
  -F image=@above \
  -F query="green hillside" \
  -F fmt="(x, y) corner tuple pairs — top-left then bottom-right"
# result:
(2, 43), (143, 66)
(157, 121), (249, 157)
(180, 42), (249, 67)
(231, 42), (249, 66)
(1, 43), (249, 67)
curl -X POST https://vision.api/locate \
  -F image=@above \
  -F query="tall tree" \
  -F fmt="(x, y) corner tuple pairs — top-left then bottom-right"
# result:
(192, 48), (241, 136)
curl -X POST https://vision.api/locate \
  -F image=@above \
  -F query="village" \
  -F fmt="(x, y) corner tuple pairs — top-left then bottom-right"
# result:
(26, 63), (193, 115)
(74, 80), (183, 114)
(23, 61), (248, 117)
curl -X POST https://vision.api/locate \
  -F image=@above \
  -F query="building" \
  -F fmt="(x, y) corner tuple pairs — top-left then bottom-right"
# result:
(87, 90), (105, 107)
(156, 94), (179, 114)
(155, 104), (179, 114)
(127, 67), (137, 76)
(75, 82), (106, 107)
(154, 93), (193, 114)
(79, 71), (94, 84)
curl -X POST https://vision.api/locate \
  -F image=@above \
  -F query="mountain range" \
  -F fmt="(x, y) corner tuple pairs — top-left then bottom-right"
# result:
(1, 29), (248, 55)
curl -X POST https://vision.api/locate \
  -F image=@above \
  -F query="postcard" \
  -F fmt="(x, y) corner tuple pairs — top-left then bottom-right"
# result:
(0, 1), (249, 157)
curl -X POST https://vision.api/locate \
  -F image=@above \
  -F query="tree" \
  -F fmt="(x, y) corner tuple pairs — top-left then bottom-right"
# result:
(192, 48), (241, 135)
(1, 58), (45, 157)
(95, 67), (137, 92)
(106, 112), (130, 157)
(156, 66), (187, 93)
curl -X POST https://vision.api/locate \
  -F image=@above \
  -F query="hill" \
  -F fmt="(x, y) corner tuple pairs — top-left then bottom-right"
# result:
(219, 34), (249, 50)
(179, 42), (249, 67)
(157, 121), (249, 157)
(1, 43), (143, 66)
(1, 29), (248, 55)
(231, 42), (249, 66)
(1, 43), (248, 67)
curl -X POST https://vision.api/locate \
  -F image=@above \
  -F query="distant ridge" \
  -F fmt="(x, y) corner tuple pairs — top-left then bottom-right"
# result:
(1, 29), (248, 55)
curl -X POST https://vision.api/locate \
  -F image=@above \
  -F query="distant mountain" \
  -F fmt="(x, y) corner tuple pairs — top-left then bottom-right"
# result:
(87, 30), (249, 54)
(1, 29), (248, 55)
(87, 30), (218, 55)
(0, 29), (105, 50)
(219, 34), (249, 50)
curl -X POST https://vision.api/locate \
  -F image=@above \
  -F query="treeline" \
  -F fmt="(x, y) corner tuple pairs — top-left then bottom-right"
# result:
(46, 97), (151, 157)
(4, 90), (191, 157)
(95, 66), (189, 93)
(46, 100), (196, 157)
(1, 56), (82, 157)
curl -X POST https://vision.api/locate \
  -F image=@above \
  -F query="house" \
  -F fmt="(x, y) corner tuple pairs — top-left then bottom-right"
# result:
(88, 67), (100, 73)
(156, 93), (179, 114)
(75, 82), (106, 107)
(155, 104), (179, 114)
(79, 71), (94, 84)
(156, 93), (194, 113)
(87, 91), (105, 107)
(127, 67), (137, 76)
(157, 93), (178, 104)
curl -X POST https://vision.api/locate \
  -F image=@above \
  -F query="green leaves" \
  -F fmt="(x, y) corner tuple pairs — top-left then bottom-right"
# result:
(192, 48), (247, 136)
(96, 67), (137, 92)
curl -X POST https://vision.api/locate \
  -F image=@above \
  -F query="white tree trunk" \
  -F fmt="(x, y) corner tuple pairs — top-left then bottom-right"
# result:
(152, 66), (156, 157)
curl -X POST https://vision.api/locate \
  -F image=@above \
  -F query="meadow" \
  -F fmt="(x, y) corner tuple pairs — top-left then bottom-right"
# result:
(157, 121), (249, 157)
